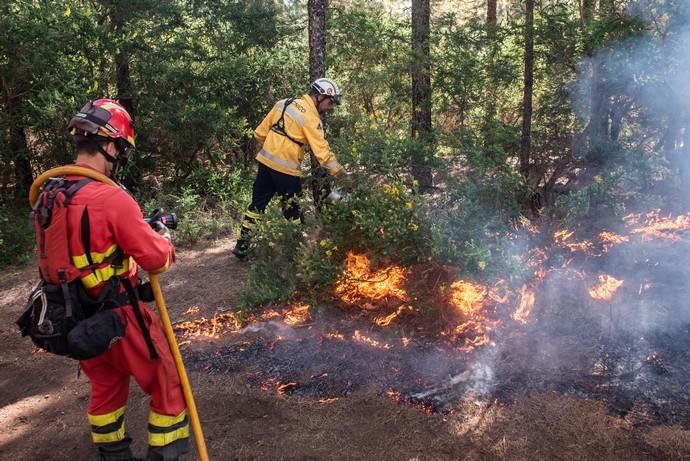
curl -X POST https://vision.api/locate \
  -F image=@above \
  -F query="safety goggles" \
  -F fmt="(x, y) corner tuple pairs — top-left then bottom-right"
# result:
(114, 139), (134, 166)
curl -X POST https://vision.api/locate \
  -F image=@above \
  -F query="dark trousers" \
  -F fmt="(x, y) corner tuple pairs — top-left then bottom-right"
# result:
(238, 163), (302, 244)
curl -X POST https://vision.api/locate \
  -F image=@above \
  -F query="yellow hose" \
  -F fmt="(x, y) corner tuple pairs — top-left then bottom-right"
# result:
(150, 274), (209, 461)
(30, 166), (210, 460)
(29, 166), (117, 206)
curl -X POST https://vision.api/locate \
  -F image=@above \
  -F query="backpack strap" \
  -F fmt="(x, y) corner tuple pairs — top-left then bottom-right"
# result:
(271, 98), (304, 146)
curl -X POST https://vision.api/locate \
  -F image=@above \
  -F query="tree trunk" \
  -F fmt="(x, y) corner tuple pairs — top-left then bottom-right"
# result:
(308, 0), (327, 84)
(578, 0), (610, 167)
(411, 0), (433, 192)
(115, 50), (134, 115)
(487, 0), (497, 27)
(483, 0), (499, 150)
(108, 3), (134, 115)
(308, 0), (329, 210)
(519, 0), (534, 180)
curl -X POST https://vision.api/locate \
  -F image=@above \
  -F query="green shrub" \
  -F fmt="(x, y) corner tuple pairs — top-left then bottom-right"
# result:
(237, 178), (429, 306)
(555, 171), (625, 228)
(319, 180), (428, 264)
(0, 204), (34, 269)
(430, 164), (527, 278)
(237, 204), (303, 308)
(140, 167), (253, 247)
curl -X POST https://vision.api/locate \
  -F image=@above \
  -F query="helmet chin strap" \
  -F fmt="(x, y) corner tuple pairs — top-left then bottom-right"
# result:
(95, 143), (122, 179)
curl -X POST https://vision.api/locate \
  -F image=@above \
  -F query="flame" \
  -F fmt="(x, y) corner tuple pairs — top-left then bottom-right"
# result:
(487, 280), (511, 304)
(445, 281), (500, 350)
(334, 252), (408, 307)
(588, 274), (624, 301)
(385, 389), (402, 401)
(449, 281), (486, 315)
(283, 302), (311, 325)
(512, 284), (535, 324)
(374, 305), (413, 326)
(599, 231), (629, 251)
(554, 229), (595, 253)
(353, 330), (391, 349)
(174, 312), (242, 339)
(277, 382), (298, 394)
(626, 210), (690, 241)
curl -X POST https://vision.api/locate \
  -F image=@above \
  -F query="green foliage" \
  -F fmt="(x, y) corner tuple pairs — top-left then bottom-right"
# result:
(237, 205), (303, 308)
(320, 181), (427, 264)
(430, 158), (527, 277)
(328, 2), (410, 132)
(0, 204), (34, 269)
(2, 0), (689, 317)
(556, 171), (625, 227)
(237, 178), (427, 306)
(140, 166), (252, 246)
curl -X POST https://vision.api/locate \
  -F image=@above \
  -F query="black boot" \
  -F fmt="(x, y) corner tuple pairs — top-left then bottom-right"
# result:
(231, 239), (249, 261)
(97, 436), (137, 461)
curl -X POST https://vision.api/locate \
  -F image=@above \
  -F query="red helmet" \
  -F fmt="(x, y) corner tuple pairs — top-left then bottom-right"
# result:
(68, 99), (135, 155)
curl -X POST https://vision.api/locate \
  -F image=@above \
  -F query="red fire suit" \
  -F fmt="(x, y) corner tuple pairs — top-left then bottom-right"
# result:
(65, 163), (188, 460)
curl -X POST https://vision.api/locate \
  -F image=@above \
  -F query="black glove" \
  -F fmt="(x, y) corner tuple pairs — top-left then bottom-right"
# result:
(151, 220), (171, 240)
(337, 170), (354, 192)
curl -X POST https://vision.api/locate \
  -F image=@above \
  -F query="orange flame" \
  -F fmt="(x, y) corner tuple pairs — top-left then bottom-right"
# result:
(277, 382), (298, 394)
(174, 312), (242, 339)
(448, 281), (486, 315)
(588, 274), (623, 301)
(599, 231), (629, 251)
(446, 280), (500, 350)
(554, 229), (596, 253)
(353, 330), (391, 349)
(626, 210), (690, 241)
(512, 284), (535, 324)
(374, 305), (413, 326)
(335, 252), (409, 307)
(283, 302), (311, 325)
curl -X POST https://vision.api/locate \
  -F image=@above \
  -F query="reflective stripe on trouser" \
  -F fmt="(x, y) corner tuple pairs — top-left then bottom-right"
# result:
(147, 409), (190, 460)
(80, 303), (189, 459)
(149, 409), (189, 446)
(239, 209), (261, 240)
(88, 406), (127, 444)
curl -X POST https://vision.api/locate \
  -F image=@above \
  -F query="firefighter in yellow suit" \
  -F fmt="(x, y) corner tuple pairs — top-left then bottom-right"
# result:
(232, 78), (348, 260)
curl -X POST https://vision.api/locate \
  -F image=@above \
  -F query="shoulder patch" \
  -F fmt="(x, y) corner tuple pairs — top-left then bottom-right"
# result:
(293, 101), (307, 113)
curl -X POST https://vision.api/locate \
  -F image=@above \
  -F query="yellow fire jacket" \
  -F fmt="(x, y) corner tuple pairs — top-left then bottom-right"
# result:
(254, 94), (343, 177)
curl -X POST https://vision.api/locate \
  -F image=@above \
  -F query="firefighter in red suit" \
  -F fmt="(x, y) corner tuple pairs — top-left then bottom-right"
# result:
(65, 99), (189, 461)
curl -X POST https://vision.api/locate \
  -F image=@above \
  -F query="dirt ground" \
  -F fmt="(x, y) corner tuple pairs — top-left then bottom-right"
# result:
(2, 239), (690, 460)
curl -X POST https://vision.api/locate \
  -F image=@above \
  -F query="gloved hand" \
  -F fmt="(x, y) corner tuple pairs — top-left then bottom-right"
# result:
(151, 220), (171, 241)
(336, 170), (354, 192)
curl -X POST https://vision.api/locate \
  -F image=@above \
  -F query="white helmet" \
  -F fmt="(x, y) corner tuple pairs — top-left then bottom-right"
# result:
(311, 78), (342, 104)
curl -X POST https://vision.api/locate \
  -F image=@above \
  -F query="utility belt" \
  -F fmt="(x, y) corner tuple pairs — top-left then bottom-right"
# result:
(17, 276), (160, 361)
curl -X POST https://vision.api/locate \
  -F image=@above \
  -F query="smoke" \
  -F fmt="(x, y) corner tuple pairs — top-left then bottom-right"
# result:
(234, 319), (298, 340)
(572, 0), (690, 157)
